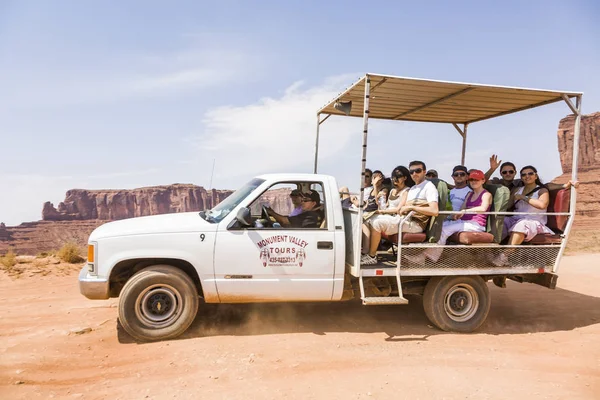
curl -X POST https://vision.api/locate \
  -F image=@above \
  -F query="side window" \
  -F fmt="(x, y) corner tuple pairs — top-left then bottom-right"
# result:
(248, 182), (327, 229)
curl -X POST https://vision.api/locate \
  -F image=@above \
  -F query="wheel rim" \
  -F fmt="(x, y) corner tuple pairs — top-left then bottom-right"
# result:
(135, 284), (183, 329)
(444, 284), (479, 322)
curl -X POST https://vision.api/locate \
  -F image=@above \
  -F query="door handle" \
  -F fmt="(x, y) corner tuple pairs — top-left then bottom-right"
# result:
(317, 241), (333, 250)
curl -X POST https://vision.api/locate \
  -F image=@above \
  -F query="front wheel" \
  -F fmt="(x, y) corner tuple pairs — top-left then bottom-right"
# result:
(118, 265), (199, 341)
(423, 276), (490, 333)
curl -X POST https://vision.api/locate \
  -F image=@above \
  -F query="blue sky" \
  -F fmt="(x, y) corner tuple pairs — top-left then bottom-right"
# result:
(1, 0), (598, 225)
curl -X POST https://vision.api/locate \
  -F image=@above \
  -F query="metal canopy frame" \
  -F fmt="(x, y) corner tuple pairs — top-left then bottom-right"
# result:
(313, 73), (583, 275)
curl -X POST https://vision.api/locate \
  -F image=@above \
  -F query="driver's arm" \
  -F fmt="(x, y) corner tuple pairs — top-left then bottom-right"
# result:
(267, 208), (292, 227)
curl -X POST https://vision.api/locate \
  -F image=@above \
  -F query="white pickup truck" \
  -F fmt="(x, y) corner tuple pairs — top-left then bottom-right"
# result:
(79, 73), (583, 341)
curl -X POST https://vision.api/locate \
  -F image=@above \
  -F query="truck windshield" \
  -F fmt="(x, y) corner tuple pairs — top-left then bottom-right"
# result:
(203, 178), (265, 223)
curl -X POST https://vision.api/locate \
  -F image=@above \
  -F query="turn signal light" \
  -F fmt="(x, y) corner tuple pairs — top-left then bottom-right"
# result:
(87, 244), (95, 263)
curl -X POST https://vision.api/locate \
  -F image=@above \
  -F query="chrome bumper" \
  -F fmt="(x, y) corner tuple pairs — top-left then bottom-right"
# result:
(79, 266), (110, 300)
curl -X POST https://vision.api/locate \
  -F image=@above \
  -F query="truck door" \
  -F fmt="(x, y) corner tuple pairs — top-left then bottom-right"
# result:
(213, 181), (335, 302)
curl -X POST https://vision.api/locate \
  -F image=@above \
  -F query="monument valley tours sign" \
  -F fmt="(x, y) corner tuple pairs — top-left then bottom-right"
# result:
(255, 235), (308, 267)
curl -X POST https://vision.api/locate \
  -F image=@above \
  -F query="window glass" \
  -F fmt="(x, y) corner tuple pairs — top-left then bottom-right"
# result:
(248, 182), (326, 229)
(205, 178), (265, 223)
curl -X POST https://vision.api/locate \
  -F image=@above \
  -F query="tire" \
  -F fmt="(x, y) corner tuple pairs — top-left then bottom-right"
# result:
(423, 276), (490, 333)
(118, 265), (199, 342)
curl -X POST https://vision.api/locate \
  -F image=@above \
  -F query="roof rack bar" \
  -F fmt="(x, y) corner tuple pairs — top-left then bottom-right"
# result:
(392, 87), (474, 120)
(561, 94), (580, 116)
(452, 123), (469, 165)
(355, 75), (371, 271)
(314, 114), (332, 173)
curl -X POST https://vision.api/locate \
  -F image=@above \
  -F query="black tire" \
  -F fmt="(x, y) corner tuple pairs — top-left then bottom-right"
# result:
(118, 265), (199, 342)
(423, 276), (490, 333)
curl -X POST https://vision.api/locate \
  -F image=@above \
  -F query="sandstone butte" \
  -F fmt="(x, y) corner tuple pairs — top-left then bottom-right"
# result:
(0, 184), (233, 255)
(1, 112), (599, 255)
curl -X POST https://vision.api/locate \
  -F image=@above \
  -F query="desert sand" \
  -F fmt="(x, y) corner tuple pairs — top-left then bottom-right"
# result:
(1, 254), (599, 399)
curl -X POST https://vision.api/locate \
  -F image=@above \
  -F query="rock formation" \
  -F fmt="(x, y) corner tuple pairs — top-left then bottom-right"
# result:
(2, 184), (233, 255)
(553, 111), (600, 228)
(42, 184), (233, 221)
(557, 112), (600, 173)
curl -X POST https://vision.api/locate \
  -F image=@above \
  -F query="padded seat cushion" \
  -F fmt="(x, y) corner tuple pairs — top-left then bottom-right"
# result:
(527, 234), (563, 245)
(382, 232), (427, 244)
(448, 231), (495, 245)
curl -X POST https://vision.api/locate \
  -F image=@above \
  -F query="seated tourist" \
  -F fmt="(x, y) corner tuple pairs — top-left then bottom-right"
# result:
(425, 169), (438, 179)
(502, 165), (553, 245)
(449, 165), (472, 212)
(408, 170), (492, 263)
(361, 162), (438, 265)
(485, 154), (578, 191)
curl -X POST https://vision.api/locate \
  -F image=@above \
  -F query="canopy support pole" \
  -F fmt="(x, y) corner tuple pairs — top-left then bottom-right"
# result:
(452, 123), (468, 165)
(553, 94), (582, 273)
(355, 76), (371, 270)
(313, 113), (331, 173)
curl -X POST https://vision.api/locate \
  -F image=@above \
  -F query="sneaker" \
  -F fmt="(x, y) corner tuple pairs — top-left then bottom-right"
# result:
(490, 252), (508, 267)
(360, 254), (378, 265)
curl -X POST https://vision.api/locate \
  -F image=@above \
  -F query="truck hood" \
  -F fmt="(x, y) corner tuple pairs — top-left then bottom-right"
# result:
(89, 212), (215, 240)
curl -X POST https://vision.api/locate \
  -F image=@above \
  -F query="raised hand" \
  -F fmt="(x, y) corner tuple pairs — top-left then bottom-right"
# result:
(489, 154), (501, 170)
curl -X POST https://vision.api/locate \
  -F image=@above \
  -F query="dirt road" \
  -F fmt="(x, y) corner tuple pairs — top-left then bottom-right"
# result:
(1, 254), (599, 399)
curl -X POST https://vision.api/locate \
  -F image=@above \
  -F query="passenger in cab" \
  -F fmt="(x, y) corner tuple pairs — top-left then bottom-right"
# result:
(266, 190), (322, 228)
(289, 189), (303, 216)
(502, 165), (553, 246)
(449, 165), (472, 211)
(409, 170), (492, 263)
(361, 162), (438, 265)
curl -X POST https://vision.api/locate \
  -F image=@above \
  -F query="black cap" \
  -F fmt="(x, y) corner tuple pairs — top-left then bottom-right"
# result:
(426, 169), (438, 177)
(452, 165), (468, 174)
(301, 190), (321, 205)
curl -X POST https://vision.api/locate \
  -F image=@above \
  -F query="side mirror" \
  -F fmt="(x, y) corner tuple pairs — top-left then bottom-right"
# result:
(235, 207), (253, 227)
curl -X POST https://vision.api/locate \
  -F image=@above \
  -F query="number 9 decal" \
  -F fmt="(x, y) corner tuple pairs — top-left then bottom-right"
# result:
(200, 234), (206, 242)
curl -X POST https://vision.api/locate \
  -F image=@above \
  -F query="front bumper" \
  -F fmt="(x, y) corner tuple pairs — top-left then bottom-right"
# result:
(79, 266), (110, 299)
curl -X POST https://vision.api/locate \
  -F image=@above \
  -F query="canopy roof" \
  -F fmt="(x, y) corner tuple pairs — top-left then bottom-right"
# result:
(318, 73), (583, 124)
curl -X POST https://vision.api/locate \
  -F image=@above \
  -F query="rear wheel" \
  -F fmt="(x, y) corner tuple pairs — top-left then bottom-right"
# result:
(118, 265), (199, 341)
(423, 276), (490, 332)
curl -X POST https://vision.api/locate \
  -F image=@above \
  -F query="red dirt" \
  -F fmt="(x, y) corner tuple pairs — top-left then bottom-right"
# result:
(1, 255), (599, 399)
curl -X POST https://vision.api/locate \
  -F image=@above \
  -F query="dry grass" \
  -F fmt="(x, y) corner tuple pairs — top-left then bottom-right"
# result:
(57, 242), (85, 264)
(0, 249), (17, 270)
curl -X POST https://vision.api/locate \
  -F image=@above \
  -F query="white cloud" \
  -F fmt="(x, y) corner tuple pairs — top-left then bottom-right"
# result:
(188, 74), (368, 186)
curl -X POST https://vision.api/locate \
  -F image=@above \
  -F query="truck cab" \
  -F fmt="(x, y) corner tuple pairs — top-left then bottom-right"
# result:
(79, 173), (346, 341)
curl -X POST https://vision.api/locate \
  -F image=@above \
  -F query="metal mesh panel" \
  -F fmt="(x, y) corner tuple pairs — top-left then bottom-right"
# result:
(397, 244), (560, 276)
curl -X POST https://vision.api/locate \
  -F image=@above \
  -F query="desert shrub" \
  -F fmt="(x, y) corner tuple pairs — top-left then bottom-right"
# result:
(0, 250), (17, 269)
(36, 252), (49, 258)
(57, 242), (85, 264)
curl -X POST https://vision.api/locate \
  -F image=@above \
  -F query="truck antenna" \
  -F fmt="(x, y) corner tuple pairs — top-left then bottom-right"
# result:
(209, 158), (216, 190)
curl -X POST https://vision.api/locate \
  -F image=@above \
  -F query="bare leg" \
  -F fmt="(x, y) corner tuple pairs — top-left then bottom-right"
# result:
(361, 224), (370, 254)
(509, 232), (525, 245)
(369, 229), (381, 257)
(339, 186), (350, 200)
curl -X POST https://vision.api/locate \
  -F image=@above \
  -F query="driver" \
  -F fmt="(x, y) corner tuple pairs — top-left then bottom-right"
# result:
(266, 190), (322, 228)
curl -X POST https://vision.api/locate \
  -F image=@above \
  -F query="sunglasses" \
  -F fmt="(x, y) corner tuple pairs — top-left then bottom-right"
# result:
(521, 171), (536, 177)
(467, 178), (482, 183)
(501, 170), (515, 175)
(409, 168), (423, 175)
(365, 175), (372, 179)
(452, 172), (467, 177)
(301, 198), (315, 202)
